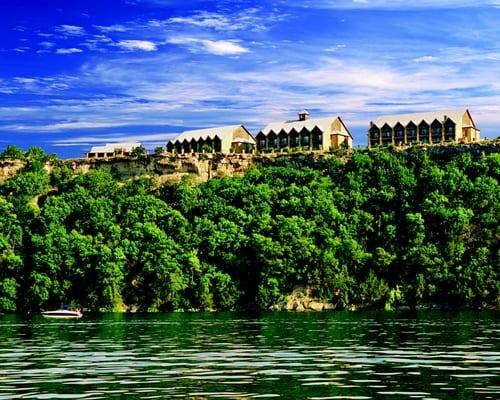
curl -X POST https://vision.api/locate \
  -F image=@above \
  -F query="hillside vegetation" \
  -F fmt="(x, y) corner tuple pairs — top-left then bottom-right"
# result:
(0, 144), (499, 313)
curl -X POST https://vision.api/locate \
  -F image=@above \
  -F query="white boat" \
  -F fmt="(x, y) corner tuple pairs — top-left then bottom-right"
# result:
(42, 309), (82, 318)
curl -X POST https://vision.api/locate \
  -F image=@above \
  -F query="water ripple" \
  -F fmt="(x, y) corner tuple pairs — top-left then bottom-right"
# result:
(0, 311), (498, 399)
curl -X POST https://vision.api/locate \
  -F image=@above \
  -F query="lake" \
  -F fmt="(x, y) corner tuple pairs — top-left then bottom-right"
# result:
(0, 311), (498, 399)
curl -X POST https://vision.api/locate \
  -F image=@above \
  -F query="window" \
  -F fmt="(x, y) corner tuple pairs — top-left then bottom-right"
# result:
(259, 139), (266, 148)
(302, 135), (310, 144)
(280, 137), (288, 145)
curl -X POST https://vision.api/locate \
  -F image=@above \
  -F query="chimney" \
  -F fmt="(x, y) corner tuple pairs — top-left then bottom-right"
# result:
(298, 110), (310, 121)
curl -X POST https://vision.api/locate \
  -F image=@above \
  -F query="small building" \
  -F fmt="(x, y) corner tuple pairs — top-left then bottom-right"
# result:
(368, 109), (480, 148)
(85, 143), (141, 158)
(255, 111), (352, 152)
(166, 125), (255, 154)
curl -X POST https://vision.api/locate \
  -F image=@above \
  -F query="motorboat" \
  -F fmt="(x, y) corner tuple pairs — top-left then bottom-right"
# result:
(42, 309), (82, 318)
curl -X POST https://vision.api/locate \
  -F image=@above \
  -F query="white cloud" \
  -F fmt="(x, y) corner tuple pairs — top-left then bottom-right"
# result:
(82, 35), (113, 51)
(94, 24), (130, 32)
(56, 48), (83, 54)
(39, 41), (55, 48)
(293, 0), (500, 9)
(55, 25), (86, 36)
(14, 78), (37, 84)
(167, 37), (249, 56)
(413, 55), (440, 63)
(201, 40), (249, 55)
(6, 121), (129, 132)
(167, 12), (232, 30)
(52, 132), (178, 147)
(116, 40), (157, 51)
(162, 8), (286, 32)
(325, 44), (346, 52)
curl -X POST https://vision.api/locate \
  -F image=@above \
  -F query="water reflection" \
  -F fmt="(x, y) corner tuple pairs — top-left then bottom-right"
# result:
(0, 311), (498, 399)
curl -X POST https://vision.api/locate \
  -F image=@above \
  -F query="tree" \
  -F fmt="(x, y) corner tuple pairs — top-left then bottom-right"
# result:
(131, 146), (147, 158)
(0, 198), (23, 312)
(154, 146), (164, 155)
(1, 145), (25, 159)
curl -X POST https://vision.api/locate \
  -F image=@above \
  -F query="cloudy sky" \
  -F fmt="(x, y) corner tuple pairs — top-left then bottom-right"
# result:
(1, 0), (499, 157)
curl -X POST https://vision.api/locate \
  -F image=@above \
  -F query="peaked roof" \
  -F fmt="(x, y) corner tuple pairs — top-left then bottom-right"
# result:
(373, 109), (469, 128)
(89, 143), (140, 153)
(170, 125), (251, 143)
(260, 116), (351, 137)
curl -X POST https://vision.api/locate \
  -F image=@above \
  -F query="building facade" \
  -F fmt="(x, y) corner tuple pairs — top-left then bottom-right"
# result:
(86, 143), (141, 158)
(255, 111), (352, 152)
(166, 125), (255, 154)
(368, 109), (480, 149)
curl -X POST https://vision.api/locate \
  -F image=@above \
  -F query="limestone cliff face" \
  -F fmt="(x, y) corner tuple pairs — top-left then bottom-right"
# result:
(65, 153), (256, 183)
(0, 159), (25, 183)
(0, 152), (329, 185)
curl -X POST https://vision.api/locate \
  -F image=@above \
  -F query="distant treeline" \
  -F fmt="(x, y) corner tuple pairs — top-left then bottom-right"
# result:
(0, 144), (498, 313)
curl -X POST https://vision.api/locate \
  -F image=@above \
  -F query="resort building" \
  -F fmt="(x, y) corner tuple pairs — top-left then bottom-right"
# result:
(255, 111), (352, 152)
(166, 125), (255, 154)
(368, 109), (480, 149)
(86, 143), (141, 158)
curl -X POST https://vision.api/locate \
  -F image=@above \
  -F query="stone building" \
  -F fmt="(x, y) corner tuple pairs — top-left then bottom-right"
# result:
(255, 111), (352, 152)
(166, 125), (255, 154)
(368, 109), (480, 148)
(86, 143), (141, 158)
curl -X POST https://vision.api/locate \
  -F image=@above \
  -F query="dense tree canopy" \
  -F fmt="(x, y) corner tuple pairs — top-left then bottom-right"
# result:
(0, 145), (498, 313)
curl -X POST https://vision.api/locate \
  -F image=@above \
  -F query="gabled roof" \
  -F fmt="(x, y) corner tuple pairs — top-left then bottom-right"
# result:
(89, 143), (140, 153)
(260, 116), (351, 137)
(170, 125), (251, 143)
(373, 109), (469, 128)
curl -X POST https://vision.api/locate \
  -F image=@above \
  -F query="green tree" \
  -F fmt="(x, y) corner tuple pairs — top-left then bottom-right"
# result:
(1, 145), (25, 159)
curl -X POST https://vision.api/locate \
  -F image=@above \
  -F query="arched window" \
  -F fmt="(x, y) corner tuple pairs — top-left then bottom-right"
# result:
(406, 122), (417, 144)
(431, 119), (443, 143)
(394, 123), (405, 146)
(381, 124), (392, 145)
(419, 122), (429, 143)
(444, 119), (456, 142)
(256, 132), (266, 151)
(312, 127), (323, 150)
(290, 129), (299, 148)
(279, 130), (288, 148)
(268, 131), (277, 148)
(213, 136), (222, 152)
(205, 137), (213, 152)
(369, 126), (380, 147)
(190, 138), (198, 153)
(300, 128), (310, 147)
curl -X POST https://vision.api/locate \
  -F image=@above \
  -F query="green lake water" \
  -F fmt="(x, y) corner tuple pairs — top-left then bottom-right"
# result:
(0, 311), (498, 399)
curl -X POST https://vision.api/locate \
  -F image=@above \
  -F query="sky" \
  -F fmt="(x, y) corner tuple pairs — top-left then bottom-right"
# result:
(1, 0), (500, 158)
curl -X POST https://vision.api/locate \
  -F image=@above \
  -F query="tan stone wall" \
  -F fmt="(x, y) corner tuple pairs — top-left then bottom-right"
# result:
(65, 153), (255, 184)
(0, 159), (25, 183)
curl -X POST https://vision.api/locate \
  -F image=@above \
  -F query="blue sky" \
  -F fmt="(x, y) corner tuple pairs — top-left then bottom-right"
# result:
(1, 0), (499, 158)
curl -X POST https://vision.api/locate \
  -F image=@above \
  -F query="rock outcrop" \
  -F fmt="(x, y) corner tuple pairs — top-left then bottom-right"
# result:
(271, 285), (337, 312)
